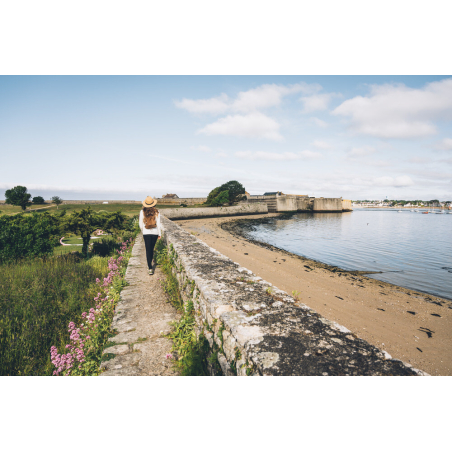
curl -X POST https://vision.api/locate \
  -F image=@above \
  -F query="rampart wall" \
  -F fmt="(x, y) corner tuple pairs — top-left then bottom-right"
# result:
(160, 216), (427, 376)
(313, 198), (343, 212)
(157, 197), (207, 205)
(56, 200), (141, 205)
(162, 203), (268, 220)
(342, 199), (352, 211)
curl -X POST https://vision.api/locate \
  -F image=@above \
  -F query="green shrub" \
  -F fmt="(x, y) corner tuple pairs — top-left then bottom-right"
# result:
(120, 231), (135, 242)
(92, 236), (119, 257)
(0, 212), (60, 263)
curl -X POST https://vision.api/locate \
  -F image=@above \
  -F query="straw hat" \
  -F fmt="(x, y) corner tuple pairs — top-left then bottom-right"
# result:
(142, 196), (157, 208)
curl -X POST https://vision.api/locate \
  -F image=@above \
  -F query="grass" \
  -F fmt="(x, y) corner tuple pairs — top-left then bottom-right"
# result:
(0, 204), (50, 214)
(53, 245), (83, 255)
(0, 254), (110, 375)
(1, 203), (183, 217)
(61, 236), (104, 245)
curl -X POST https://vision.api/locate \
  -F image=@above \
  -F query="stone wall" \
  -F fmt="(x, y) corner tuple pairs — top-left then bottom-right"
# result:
(313, 198), (343, 212)
(160, 217), (428, 376)
(162, 203), (268, 220)
(342, 199), (352, 212)
(60, 200), (141, 205)
(157, 197), (207, 205)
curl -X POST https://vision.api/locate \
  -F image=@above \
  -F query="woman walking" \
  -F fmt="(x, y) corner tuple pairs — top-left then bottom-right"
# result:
(139, 196), (161, 275)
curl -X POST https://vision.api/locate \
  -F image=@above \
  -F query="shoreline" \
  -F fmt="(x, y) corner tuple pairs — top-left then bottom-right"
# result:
(221, 214), (452, 302)
(175, 213), (452, 376)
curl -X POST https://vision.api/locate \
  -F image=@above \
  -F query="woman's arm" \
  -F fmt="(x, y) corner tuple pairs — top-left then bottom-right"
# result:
(138, 210), (144, 233)
(157, 212), (162, 238)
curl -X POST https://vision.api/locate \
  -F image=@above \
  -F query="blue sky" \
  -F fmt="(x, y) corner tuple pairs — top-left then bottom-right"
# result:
(1, 75), (451, 201)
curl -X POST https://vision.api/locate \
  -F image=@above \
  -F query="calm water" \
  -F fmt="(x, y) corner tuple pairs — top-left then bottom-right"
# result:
(244, 209), (452, 300)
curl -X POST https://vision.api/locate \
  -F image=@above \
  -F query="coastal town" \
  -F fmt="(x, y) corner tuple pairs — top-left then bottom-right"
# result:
(352, 199), (452, 208)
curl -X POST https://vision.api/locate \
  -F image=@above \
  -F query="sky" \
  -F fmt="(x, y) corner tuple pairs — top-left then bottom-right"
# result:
(1, 75), (452, 201)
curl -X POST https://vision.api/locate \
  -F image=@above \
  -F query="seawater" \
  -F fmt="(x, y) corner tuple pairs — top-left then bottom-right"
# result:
(243, 209), (452, 300)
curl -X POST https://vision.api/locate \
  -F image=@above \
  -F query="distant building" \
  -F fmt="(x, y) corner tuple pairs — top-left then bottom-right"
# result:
(263, 191), (284, 196)
(162, 194), (179, 199)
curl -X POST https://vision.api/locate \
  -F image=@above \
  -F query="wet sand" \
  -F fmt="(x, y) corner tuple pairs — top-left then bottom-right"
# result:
(175, 214), (452, 376)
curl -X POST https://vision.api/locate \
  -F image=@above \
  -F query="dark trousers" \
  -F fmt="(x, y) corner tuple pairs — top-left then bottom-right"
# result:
(143, 234), (158, 269)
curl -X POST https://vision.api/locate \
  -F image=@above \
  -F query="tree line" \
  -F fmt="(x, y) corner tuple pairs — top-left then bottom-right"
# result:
(4, 185), (62, 210)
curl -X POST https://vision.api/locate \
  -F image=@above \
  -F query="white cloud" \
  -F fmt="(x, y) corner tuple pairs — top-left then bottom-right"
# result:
(333, 78), (452, 138)
(374, 175), (414, 187)
(175, 82), (321, 116)
(408, 157), (429, 164)
(215, 151), (227, 158)
(235, 151), (299, 161)
(175, 82), (324, 140)
(234, 150), (321, 161)
(232, 82), (321, 113)
(312, 140), (331, 150)
(299, 150), (322, 159)
(174, 93), (229, 115)
(310, 117), (328, 128)
(190, 145), (212, 152)
(300, 93), (340, 113)
(347, 146), (376, 158)
(436, 138), (452, 150)
(198, 113), (283, 141)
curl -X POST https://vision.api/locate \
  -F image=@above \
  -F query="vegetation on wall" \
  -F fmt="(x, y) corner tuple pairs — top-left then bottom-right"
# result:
(154, 239), (211, 376)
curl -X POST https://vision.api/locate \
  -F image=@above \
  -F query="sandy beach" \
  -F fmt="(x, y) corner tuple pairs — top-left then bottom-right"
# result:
(175, 213), (452, 376)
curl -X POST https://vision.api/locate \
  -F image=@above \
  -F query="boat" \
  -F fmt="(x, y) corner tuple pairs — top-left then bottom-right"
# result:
(422, 211), (429, 214)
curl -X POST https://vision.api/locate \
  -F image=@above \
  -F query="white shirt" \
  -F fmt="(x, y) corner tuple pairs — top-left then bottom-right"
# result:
(139, 210), (161, 236)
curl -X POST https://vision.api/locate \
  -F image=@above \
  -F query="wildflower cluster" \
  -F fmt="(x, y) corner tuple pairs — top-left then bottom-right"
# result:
(50, 238), (134, 376)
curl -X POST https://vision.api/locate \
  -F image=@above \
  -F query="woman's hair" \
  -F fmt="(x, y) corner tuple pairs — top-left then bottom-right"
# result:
(143, 206), (159, 217)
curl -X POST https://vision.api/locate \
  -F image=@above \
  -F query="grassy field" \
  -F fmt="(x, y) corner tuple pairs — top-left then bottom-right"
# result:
(0, 254), (109, 375)
(0, 203), (182, 217)
(53, 245), (83, 255)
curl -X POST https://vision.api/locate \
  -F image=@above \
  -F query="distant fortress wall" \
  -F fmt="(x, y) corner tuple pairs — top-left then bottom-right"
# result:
(313, 197), (343, 212)
(246, 194), (352, 213)
(157, 197), (207, 206)
(58, 200), (142, 205)
(342, 199), (352, 212)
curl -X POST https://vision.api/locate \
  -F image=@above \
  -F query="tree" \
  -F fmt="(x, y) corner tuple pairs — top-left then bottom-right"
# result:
(5, 186), (32, 210)
(32, 196), (45, 204)
(62, 207), (127, 256)
(205, 187), (220, 206)
(51, 196), (63, 209)
(210, 190), (229, 206)
(218, 180), (246, 205)
(205, 180), (246, 206)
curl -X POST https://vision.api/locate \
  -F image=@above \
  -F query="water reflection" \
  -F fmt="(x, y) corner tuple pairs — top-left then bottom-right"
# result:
(245, 209), (452, 300)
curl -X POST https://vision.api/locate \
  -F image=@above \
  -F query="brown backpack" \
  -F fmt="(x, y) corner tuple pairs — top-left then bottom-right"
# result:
(143, 210), (157, 229)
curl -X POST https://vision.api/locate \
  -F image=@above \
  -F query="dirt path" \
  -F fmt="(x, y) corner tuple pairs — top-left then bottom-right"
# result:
(100, 234), (180, 376)
(176, 214), (452, 376)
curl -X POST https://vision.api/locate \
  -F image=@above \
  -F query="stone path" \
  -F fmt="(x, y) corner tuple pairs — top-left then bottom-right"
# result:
(100, 234), (180, 376)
